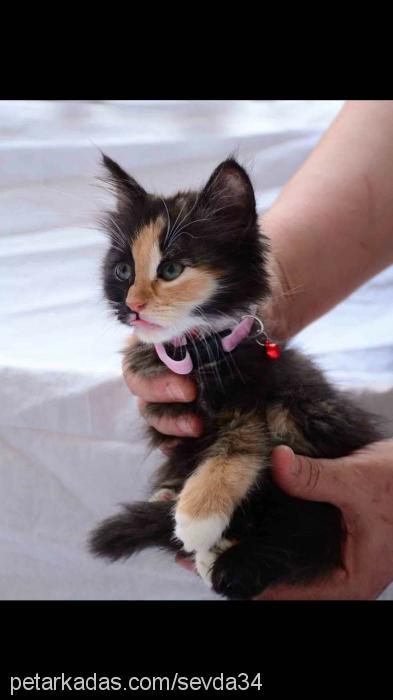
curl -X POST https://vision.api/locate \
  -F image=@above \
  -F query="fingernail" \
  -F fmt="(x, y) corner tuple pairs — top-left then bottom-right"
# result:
(175, 554), (196, 572)
(177, 417), (199, 436)
(167, 381), (187, 401)
(276, 445), (299, 475)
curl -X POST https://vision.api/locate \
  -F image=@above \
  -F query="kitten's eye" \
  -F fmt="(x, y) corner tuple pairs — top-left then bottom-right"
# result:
(158, 262), (184, 281)
(115, 262), (133, 282)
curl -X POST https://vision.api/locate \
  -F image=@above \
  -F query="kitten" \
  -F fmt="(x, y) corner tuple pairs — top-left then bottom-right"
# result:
(89, 155), (381, 599)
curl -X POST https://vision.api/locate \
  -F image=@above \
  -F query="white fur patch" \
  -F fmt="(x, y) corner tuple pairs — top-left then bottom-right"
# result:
(195, 538), (234, 587)
(149, 241), (161, 281)
(174, 511), (229, 553)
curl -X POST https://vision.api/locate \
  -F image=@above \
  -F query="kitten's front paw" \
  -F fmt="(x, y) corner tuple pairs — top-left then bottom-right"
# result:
(174, 510), (229, 553)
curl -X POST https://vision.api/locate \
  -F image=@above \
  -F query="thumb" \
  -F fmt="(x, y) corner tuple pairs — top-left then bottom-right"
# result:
(271, 445), (346, 507)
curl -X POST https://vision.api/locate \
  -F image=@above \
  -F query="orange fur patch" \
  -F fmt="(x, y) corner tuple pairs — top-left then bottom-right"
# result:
(177, 412), (267, 521)
(127, 215), (220, 323)
(266, 404), (315, 454)
(177, 453), (262, 520)
(127, 217), (164, 307)
(154, 266), (218, 308)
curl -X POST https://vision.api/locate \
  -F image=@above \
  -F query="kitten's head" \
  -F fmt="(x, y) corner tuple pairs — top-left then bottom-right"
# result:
(101, 154), (270, 343)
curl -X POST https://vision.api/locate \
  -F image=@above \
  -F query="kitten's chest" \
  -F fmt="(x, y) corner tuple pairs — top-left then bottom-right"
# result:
(192, 341), (276, 418)
(127, 336), (278, 417)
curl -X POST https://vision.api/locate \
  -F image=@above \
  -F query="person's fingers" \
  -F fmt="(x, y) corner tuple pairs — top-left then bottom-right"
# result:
(175, 554), (196, 572)
(256, 568), (353, 600)
(138, 399), (203, 437)
(123, 367), (197, 403)
(271, 445), (349, 508)
(174, 554), (357, 600)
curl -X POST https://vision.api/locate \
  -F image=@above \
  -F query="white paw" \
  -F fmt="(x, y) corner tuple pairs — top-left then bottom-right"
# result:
(195, 550), (217, 586)
(149, 488), (177, 503)
(195, 539), (234, 587)
(174, 511), (229, 553)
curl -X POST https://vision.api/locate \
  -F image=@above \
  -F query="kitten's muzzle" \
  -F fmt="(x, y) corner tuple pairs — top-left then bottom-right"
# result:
(129, 312), (163, 330)
(126, 299), (147, 313)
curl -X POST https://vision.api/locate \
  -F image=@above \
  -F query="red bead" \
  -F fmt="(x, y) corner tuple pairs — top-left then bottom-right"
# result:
(264, 340), (281, 359)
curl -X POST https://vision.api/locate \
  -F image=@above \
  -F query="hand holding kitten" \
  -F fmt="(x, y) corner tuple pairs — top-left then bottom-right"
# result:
(174, 440), (393, 600)
(259, 440), (393, 600)
(123, 361), (203, 441)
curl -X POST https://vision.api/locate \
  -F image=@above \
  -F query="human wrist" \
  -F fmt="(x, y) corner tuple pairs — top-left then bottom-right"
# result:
(257, 211), (305, 341)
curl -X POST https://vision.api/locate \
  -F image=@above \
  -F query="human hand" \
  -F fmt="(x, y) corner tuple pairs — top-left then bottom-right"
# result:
(256, 439), (393, 600)
(176, 439), (393, 599)
(122, 361), (203, 446)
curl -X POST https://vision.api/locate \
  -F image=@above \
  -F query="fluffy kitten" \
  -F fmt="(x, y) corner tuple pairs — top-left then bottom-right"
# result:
(90, 155), (381, 599)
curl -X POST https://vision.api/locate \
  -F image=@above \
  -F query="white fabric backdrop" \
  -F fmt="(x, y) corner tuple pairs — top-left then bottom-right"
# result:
(1, 100), (392, 600)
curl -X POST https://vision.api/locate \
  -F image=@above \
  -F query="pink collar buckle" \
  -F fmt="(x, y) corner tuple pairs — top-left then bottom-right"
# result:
(154, 335), (193, 375)
(154, 337), (193, 374)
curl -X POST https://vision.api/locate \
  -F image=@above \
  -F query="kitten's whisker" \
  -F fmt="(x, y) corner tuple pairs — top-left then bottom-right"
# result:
(186, 332), (209, 393)
(225, 346), (245, 383)
(180, 231), (198, 240)
(159, 197), (171, 246)
(200, 330), (224, 392)
(106, 215), (128, 251)
(206, 308), (246, 383)
(193, 307), (228, 390)
(108, 234), (126, 251)
(103, 229), (125, 252)
(168, 197), (188, 242)
(109, 243), (125, 254)
(211, 330), (232, 387)
(164, 228), (199, 250)
(204, 200), (237, 219)
(170, 193), (199, 238)
(170, 217), (209, 240)
(199, 329), (224, 391)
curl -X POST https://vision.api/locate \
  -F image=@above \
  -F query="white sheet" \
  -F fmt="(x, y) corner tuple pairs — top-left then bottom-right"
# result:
(1, 100), (392, 600)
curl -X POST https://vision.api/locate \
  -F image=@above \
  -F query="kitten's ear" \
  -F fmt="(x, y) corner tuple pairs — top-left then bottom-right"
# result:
(101, 153), (147, 207)
(200, 158), (257, 224)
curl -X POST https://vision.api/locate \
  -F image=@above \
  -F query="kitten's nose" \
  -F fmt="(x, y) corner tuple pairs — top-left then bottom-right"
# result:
(127, 300), (147, 313)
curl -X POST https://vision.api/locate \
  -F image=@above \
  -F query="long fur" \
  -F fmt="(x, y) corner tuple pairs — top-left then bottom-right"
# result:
(89, 155), (382, 599)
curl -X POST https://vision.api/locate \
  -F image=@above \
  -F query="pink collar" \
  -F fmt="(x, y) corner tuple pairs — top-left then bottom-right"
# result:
(154, 307), (257, 375)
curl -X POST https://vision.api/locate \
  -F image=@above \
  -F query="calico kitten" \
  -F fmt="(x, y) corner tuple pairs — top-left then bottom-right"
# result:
(90, 154), (381, 599)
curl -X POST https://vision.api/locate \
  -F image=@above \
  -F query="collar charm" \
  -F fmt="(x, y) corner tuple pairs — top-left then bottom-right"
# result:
(263, 339), (281, 360)
(244, 311), (281, 360)
(154, 308), (281, 375)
